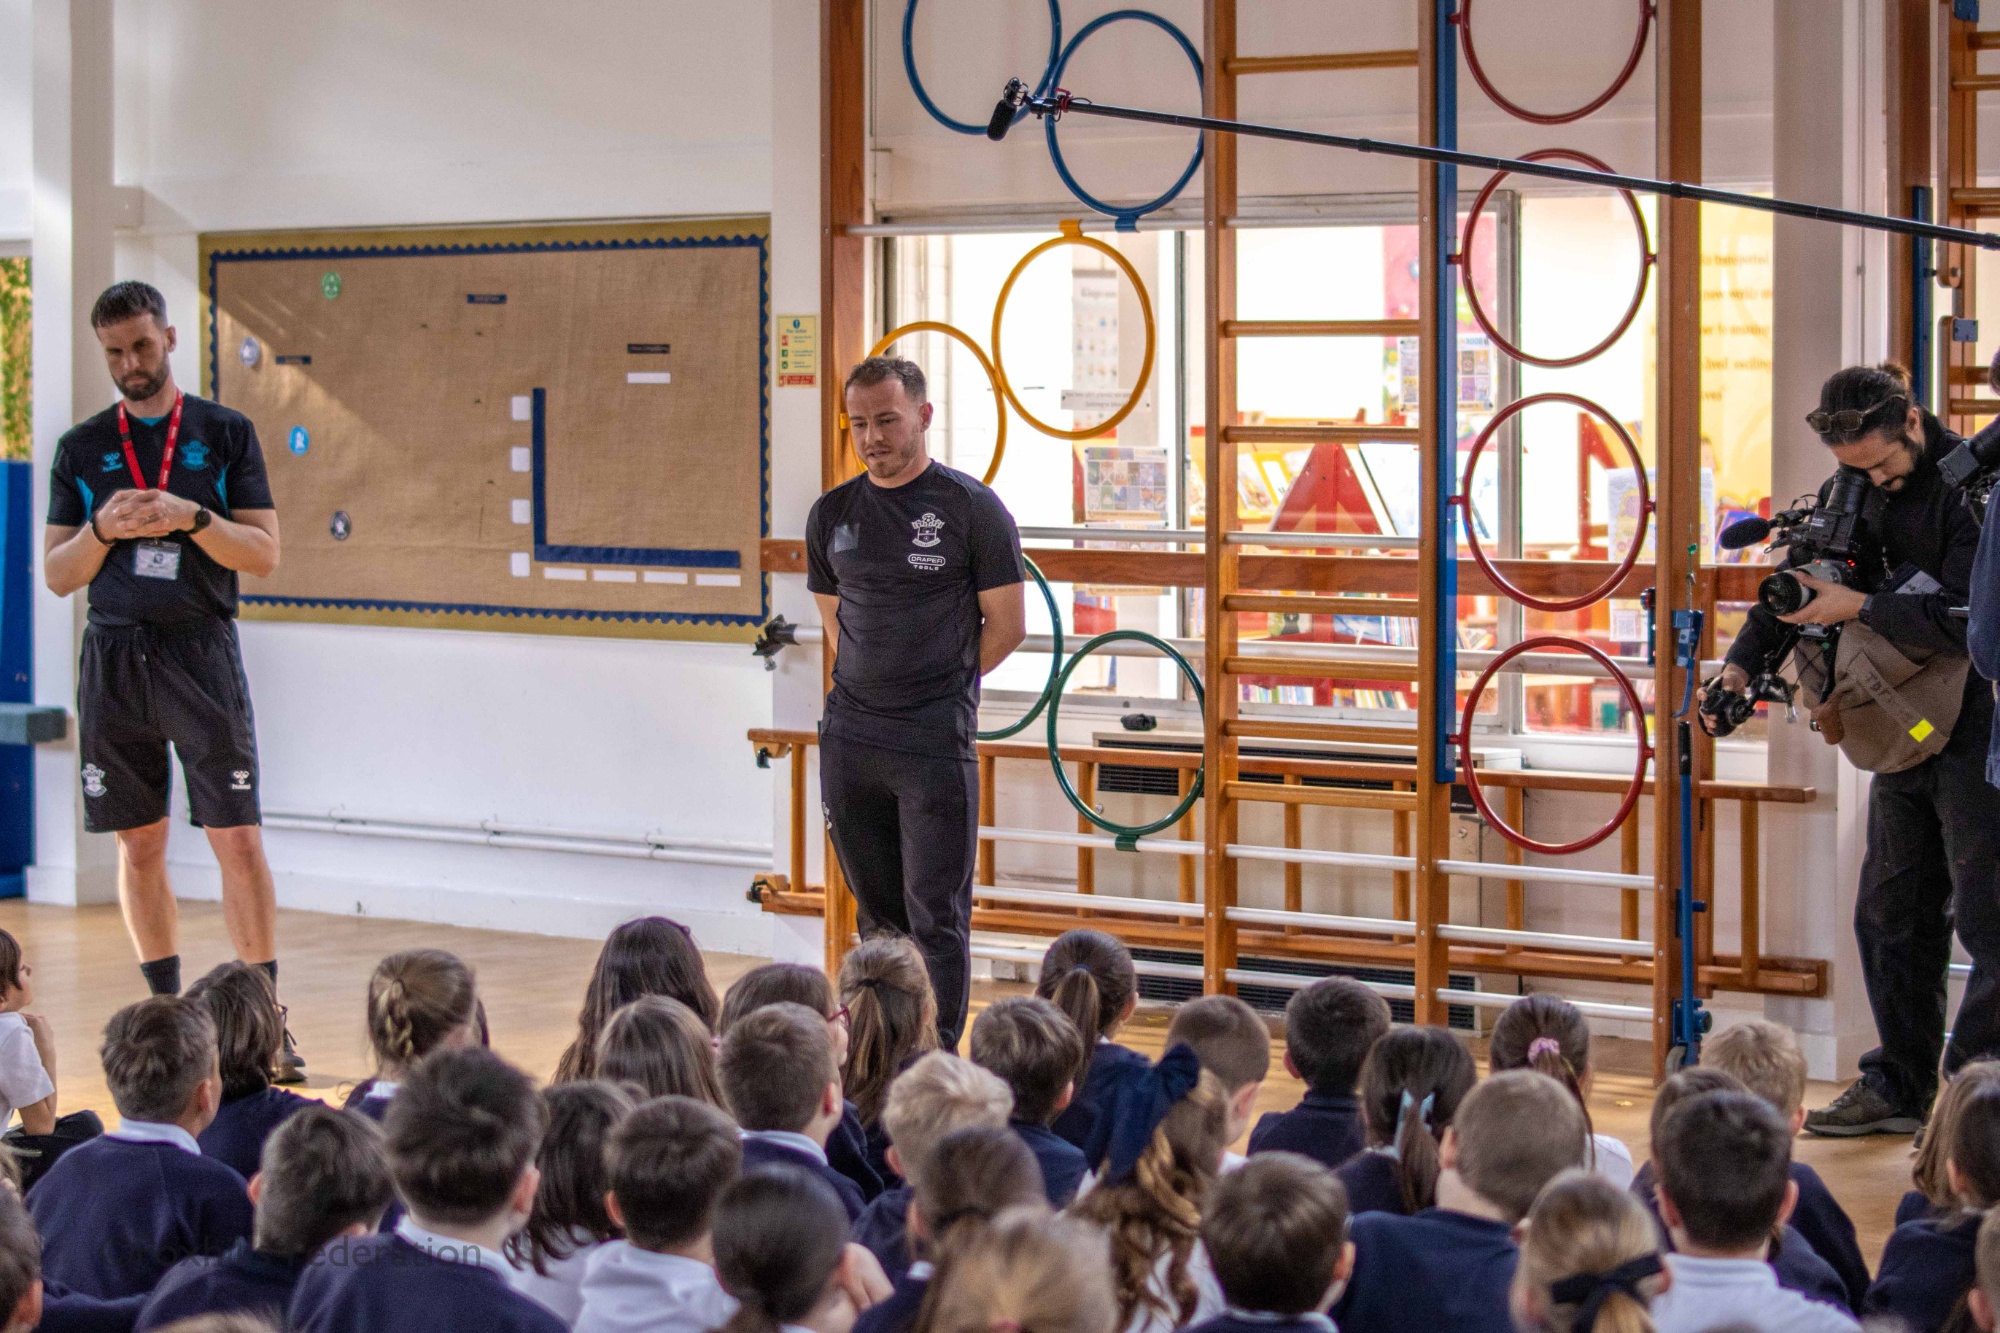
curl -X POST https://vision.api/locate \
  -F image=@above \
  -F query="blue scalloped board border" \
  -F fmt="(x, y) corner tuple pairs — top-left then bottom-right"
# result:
(207, 231), (770, 630)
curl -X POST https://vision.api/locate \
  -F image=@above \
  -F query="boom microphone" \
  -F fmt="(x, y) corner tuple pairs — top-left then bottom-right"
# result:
(1718, 516), (1773, 550)
(988, 78), (1029, 141)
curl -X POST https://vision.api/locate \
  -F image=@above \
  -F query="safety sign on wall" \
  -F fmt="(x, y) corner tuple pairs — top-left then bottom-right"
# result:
(777, 314), (818, 388)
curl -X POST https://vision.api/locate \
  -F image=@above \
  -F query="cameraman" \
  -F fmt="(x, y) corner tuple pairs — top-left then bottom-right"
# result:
(1703, 363), (2000, 1138)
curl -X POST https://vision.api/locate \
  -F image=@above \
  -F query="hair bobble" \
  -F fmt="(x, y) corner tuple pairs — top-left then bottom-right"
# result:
(1549, 1253), (1663, 1333)
(1526, 1036), (1566, 1063)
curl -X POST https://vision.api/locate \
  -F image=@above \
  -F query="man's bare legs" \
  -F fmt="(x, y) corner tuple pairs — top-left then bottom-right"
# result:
(205, 825), (276, 964)
(114, 818), (278, 985)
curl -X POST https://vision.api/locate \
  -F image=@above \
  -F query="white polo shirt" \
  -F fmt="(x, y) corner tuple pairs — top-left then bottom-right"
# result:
(0, 1012), (53, 1127)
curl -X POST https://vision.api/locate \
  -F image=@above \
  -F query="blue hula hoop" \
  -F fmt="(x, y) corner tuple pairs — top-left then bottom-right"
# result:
(1044, 10), (1205, 230)
(903, 0), (1062, 137)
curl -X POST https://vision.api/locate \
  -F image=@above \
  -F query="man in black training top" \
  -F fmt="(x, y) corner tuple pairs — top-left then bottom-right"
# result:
(807, 357), (1026, 1050)
(42, 282), (298, 1076)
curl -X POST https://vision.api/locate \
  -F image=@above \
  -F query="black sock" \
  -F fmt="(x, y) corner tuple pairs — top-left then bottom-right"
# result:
(255, 959), (277, 988)
(139, 955), (181, 997)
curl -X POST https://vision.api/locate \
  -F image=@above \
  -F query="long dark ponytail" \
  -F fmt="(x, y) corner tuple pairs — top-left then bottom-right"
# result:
(1036, 930), (1136, 1053)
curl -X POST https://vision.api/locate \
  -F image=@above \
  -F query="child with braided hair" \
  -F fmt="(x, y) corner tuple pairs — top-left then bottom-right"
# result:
(1067, 1046), (1229, 1333)
(1489, 995), (1634, 1188)
(345, 949), (478, 1122)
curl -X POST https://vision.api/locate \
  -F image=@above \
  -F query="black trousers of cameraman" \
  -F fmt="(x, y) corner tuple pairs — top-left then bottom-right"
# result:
(1856, 687), (2000, 1114)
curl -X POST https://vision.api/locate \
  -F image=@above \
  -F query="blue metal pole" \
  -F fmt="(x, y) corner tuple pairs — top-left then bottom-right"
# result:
(1431, 0), (1459, 786)
(1913, 184), (1934, 412)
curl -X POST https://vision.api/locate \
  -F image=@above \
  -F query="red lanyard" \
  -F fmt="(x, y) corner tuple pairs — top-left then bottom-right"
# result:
(115, 393), (183, 492)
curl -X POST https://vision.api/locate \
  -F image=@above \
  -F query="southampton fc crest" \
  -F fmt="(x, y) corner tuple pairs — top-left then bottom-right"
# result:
(911, 513), (944, 548)
(81, 764), (106, 798)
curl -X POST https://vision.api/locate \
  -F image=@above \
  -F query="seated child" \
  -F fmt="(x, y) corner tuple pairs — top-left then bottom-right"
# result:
(505, 1081), (636, 1322)
(839, 937), (939, 1188)
(289, 1048), (565, 1333)
(596, 998), (725, 1106)
(343, 949), (479, 1122)
(0, 927), (99, 1193)
(573, 1095), (744, 1333)
(1488, 995), (1633, 1187)
(1069, 1047), (1230, 1333)
(1509, 1171), (1667, 1333)
(919, 1209), (1117, 1333)
(1247, 977), (1390, 1172)
(1903, 1063), (2000, 1227)
(30, 996), (254, 1299)
(854, 1124), (1047, 1333)
(1164, 997), (1269, 1171)
(1334, 1070), (1589, 1333)
(1039, 930), (1147, 1170)
(1864, 1081), (2000, 1333)
(1648, 1091), (1859, 1333)
(1188, 1153), (1354, 1333)
(720, 1003), (867, 1219)
(849, 1052), (1014, 1281)
(969, 996), (1090, 1205)
(0, 1159), (147, 1333)
(712, 1166), (875, 1333)
(719, 963), (881, 1202)
(1706, 1019), (1869, 1310)
(137, 1106), (392, 1331)
(187, 963), (313, 1181)
(1970, 1207), (2000, 1331)
(1336, 1026), (1476, 1218)
(1630, 1067), (1849, 1312)
(555, 917), (721, 1083)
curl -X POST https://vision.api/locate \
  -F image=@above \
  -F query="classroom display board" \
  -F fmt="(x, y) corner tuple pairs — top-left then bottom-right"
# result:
(201, 220), (769, 640)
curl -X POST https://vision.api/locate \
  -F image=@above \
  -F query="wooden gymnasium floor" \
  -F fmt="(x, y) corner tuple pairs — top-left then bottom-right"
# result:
(0, 898), (1919, 1264)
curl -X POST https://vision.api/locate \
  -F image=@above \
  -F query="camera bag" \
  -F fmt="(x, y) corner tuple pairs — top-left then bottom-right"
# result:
(1798, 623), (1970, 773)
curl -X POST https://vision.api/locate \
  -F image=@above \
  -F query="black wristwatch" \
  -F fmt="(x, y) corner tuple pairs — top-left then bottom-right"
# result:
(187, 507), (212, 534)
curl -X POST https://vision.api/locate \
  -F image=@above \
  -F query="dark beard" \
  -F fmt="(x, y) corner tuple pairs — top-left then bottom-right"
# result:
(119, 365), (169, 402)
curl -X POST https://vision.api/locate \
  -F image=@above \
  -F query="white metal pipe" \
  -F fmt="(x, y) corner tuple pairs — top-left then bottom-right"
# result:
(1226, 531), (1421, 550)
(1434, 987), (1653, 1023)
(263, 815), (771, 870)
(1225, 906), (1415, 937)
(265, 808), (771, 857)
(1018, 526), (1208, 543)
(1953, 963), (1973, 979)
(1436, 923), (1650, 957)
(1226, 843), (1415, 872)
(971, 941), (1205, 982)
(980, 825), (1204, 856)
(1227, 968), (1416, 999)
(974, 884), (1202, 919)
(1436, 859), (1656, 891)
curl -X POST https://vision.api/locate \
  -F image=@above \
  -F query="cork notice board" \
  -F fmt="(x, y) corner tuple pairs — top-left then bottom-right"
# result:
(201, 220), (769, 640)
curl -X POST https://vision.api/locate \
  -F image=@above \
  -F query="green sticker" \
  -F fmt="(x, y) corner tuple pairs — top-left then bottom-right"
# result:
(320, 271), (342, 300)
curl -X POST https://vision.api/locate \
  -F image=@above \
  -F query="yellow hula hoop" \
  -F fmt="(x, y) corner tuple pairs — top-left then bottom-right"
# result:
(855, 321), (1010, 487)
(991, 220), (1156, 443)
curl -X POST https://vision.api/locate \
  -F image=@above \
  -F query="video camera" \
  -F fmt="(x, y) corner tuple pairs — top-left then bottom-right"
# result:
(1718, 467), (1875, 639)
(1938, 416), (2000, 523)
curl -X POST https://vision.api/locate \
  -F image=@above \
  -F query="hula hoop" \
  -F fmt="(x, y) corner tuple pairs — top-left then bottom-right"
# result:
(1455, 392), (1651, 613)
(1459, 0), (1654, 126)
(992, 221), (1157, 442)
(902, 0), (1061, 136)
(1462, 148), (1654, 368)
(1044, 9), (1205, 227)
(978, 557), (1061, 741)
(862, 322), (1009, 486)
(1046, 629), (1206, 842)
(1457, 636), (1652, 855)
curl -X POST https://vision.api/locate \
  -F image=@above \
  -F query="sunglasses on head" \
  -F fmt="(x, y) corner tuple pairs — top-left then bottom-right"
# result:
(1806, 394), (1906, 438)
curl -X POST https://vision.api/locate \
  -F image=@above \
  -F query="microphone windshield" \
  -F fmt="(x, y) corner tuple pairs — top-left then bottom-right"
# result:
(988, 78), (1027, 141)
(1718, 516), (1773, 550)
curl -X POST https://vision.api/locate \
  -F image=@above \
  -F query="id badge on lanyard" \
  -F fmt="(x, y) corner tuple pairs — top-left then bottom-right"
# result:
(116, 396), (184, 582)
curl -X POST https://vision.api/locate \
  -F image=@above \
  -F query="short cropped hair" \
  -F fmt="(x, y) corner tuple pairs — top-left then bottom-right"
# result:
(1165, 995), (1271, 1093)
(718, 1002), (835, 1133)
(844, 356), (927, 405)
(90, 281), (168, 330)
(1703, 1021), (1808, 1122)
(187, 962), (284, 1100)
(970, 996), (1085, 1125)
(882, 1052), (1014, 1174)
(253, 1105), (394, 1257)
(1283, 978), (1391, 1096)
(1201, 1153), (1351, 1315)
(101, 996), (218, 1124)
(1655, 1090), (1792, 1251)
(0, 1186), (38, 1328)
(385, 1047), (547, 1226)
(719, 963), (835, 1034)
(606, 1095), (743, 1251)
(1646, 1067), (1744, 1147)
(1451, 1071), (1589, 1224)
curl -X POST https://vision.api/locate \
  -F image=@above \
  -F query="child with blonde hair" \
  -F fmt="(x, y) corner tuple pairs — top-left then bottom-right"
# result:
(1511, 1171), (1667, 1333)
(915, 1210), (1116, 1333)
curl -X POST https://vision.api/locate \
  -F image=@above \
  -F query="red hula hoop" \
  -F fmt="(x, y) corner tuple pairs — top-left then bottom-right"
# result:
(1456, 635), (1653, 856)
(1461, 148), (1655, 369)
(1459, 0), (1655, 126)
(1456, 392), (1652, 613)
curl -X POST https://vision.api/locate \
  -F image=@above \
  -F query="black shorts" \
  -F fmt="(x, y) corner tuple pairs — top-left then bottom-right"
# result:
(78, 621), (261, 834)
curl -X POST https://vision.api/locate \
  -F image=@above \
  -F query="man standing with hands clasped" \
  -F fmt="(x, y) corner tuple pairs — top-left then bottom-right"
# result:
(42, 281), (300, 1078)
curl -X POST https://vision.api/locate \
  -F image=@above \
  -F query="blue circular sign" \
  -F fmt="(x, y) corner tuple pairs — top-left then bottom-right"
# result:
(289, 426), (309, 456)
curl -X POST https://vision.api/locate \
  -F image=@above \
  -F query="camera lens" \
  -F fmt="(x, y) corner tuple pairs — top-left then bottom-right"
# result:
(1758, 571), (1813, 617)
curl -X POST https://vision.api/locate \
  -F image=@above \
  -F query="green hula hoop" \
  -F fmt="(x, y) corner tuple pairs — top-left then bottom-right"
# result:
(1045, 628), (1206, 846)
(978, 557), (1062, 742)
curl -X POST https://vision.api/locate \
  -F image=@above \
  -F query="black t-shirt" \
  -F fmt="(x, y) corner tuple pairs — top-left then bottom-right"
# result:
(48, 395), (275, 628)
(806, 462), (1024, 758)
